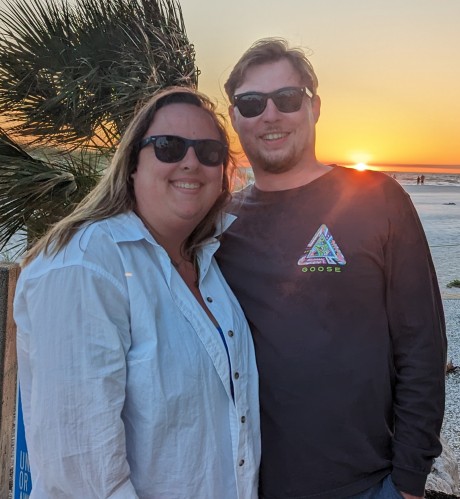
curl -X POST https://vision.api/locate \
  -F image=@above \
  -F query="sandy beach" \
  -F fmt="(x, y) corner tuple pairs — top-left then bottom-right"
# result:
(404, 183), (460, 470)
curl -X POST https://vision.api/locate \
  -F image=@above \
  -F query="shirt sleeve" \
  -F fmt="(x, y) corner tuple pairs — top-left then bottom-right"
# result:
(384, 187), (447, 496)
(15, 264), (139, 498)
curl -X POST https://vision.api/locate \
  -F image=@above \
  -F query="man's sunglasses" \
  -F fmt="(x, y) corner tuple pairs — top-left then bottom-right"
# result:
(233, 86), (313, 118)
(139, 135), (227, 167)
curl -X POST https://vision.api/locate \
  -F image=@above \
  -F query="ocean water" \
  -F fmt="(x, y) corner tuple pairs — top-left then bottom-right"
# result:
(388, 171), (460, 187)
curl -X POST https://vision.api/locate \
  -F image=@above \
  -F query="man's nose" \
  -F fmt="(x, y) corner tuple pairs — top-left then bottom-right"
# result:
(262, 97), (281, 120)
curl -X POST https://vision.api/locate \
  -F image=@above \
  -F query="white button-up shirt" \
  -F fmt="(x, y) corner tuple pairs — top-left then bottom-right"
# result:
(14, 212), (260, 499)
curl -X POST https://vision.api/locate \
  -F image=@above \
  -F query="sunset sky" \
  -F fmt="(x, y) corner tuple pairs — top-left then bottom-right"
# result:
(0, 0), (459, 172)
(179, 0), (460, 172)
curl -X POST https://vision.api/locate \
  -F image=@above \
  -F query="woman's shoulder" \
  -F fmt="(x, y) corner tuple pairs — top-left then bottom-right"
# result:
(22, 213), (138, 278)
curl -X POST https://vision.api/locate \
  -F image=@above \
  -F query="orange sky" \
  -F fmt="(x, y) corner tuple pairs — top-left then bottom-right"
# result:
(180, 0), (460, 173)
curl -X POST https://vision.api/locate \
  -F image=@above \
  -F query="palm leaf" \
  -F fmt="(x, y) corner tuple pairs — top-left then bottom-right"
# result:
(0, 0), (198, 150)
(0, 128), (104, 252)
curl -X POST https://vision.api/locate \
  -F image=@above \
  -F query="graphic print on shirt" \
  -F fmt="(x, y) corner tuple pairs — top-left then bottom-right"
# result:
(298, 224), (346, 272)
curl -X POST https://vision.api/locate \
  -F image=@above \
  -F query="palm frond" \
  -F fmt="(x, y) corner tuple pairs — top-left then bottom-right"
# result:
(0, 129), (104, 250)
(0, 0), (198, 150)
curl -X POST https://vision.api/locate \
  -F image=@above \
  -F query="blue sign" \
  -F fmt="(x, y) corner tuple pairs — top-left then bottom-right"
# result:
(13, 385), (32, 498)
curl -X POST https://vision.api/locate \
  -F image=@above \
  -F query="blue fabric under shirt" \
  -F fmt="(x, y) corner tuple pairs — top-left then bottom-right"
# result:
(216, 325), (235, 400)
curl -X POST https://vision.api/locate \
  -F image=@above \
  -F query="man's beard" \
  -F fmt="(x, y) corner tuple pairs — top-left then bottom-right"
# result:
(246, 146), (298, 174)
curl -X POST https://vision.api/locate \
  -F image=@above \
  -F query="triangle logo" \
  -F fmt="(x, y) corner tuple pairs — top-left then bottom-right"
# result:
(298, 224), (346, 266)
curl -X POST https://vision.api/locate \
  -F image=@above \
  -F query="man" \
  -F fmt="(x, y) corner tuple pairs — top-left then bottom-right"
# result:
(217, 38), (446, 499)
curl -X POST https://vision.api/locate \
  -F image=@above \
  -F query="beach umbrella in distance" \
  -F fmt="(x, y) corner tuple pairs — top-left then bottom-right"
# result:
(0, 0), (198, 256)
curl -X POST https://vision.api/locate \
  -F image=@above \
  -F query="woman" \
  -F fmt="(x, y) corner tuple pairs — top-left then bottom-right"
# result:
(14, 87), (260, 498)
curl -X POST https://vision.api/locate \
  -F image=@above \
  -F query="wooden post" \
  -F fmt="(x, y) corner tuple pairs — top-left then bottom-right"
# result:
(0, 263), (20, 499)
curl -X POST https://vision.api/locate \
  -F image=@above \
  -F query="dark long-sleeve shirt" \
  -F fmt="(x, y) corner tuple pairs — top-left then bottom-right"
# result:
(217, 166), (446, 498)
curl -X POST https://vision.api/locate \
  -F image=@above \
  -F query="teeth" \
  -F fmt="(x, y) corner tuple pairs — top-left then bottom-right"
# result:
(173, 181), (200, 189)
(263, 132), (288, 140)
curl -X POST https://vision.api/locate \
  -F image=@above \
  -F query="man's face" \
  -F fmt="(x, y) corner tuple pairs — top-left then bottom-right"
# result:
(229, 59), (320, 175)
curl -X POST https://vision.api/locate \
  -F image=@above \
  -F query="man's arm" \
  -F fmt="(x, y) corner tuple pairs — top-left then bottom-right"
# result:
(385, 187), (447, 497)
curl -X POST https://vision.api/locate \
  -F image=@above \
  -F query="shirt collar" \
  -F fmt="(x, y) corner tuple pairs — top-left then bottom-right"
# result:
(107, 211), (236, 243)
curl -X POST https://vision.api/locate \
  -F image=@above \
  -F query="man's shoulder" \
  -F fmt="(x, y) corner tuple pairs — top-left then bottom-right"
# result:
(333, 165), (393, 184)
(333, 165), (408, 198)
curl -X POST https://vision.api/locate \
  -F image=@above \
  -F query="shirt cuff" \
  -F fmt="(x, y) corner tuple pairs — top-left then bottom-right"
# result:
(391, 467), (428, 497)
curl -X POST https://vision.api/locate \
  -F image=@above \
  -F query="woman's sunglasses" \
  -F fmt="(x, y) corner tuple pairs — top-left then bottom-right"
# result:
(233, 86), (312, 118)
(139, 135), (227, 167)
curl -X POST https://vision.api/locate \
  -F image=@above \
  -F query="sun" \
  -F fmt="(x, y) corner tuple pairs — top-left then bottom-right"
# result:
(354, 163), (368, 171)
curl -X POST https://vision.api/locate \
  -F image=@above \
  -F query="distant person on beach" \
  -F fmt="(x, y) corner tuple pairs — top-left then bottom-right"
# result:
(217, 38), (446, 499)
(417, 175), (421, 184)
(14, 87), (260, 498)
(421, 174), (425, 184)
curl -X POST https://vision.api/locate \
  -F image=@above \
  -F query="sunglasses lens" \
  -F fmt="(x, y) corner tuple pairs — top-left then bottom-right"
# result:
(273, 88), (304, 112)
(148, 136), (225, 167)
(153, 136), (186, 163)
(235, 87), (306, 118)
(195, 140), (226, 166)
(236, 94), (267, 118)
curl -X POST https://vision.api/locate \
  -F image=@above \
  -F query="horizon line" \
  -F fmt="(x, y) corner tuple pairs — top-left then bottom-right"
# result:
(330, 162), (460, 169)
(322, 162), (460, 174)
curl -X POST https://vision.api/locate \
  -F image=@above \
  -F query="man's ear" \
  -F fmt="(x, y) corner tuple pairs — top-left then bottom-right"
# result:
(311, 95), (321, 123)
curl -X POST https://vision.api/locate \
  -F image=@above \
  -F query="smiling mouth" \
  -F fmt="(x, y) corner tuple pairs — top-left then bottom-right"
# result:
(172, 181), (201, 190)
(261, 132), (289, 141)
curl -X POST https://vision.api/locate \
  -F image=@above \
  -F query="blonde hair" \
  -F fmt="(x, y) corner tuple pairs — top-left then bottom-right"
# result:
(23, 86), (234, 266)
(225, 37), (318, 101)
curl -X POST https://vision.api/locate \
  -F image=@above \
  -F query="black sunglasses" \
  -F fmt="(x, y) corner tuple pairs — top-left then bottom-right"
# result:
(139, 135), (227, 167)
(233, 86), (313, 118)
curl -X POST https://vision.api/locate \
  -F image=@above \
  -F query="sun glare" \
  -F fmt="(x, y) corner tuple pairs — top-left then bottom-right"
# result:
(354, 163), (368, 171)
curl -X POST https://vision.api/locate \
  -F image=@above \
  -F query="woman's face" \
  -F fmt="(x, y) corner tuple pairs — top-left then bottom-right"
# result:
(132, 103), (224, 236)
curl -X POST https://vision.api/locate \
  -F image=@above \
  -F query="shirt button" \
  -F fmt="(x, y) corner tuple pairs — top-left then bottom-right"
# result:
(239, 459), (245, 466)
(228, 330), (234, 337)
(206, 296), (213, 303)
(234, 372), (240, 380)
(241, 416), (246, 423)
